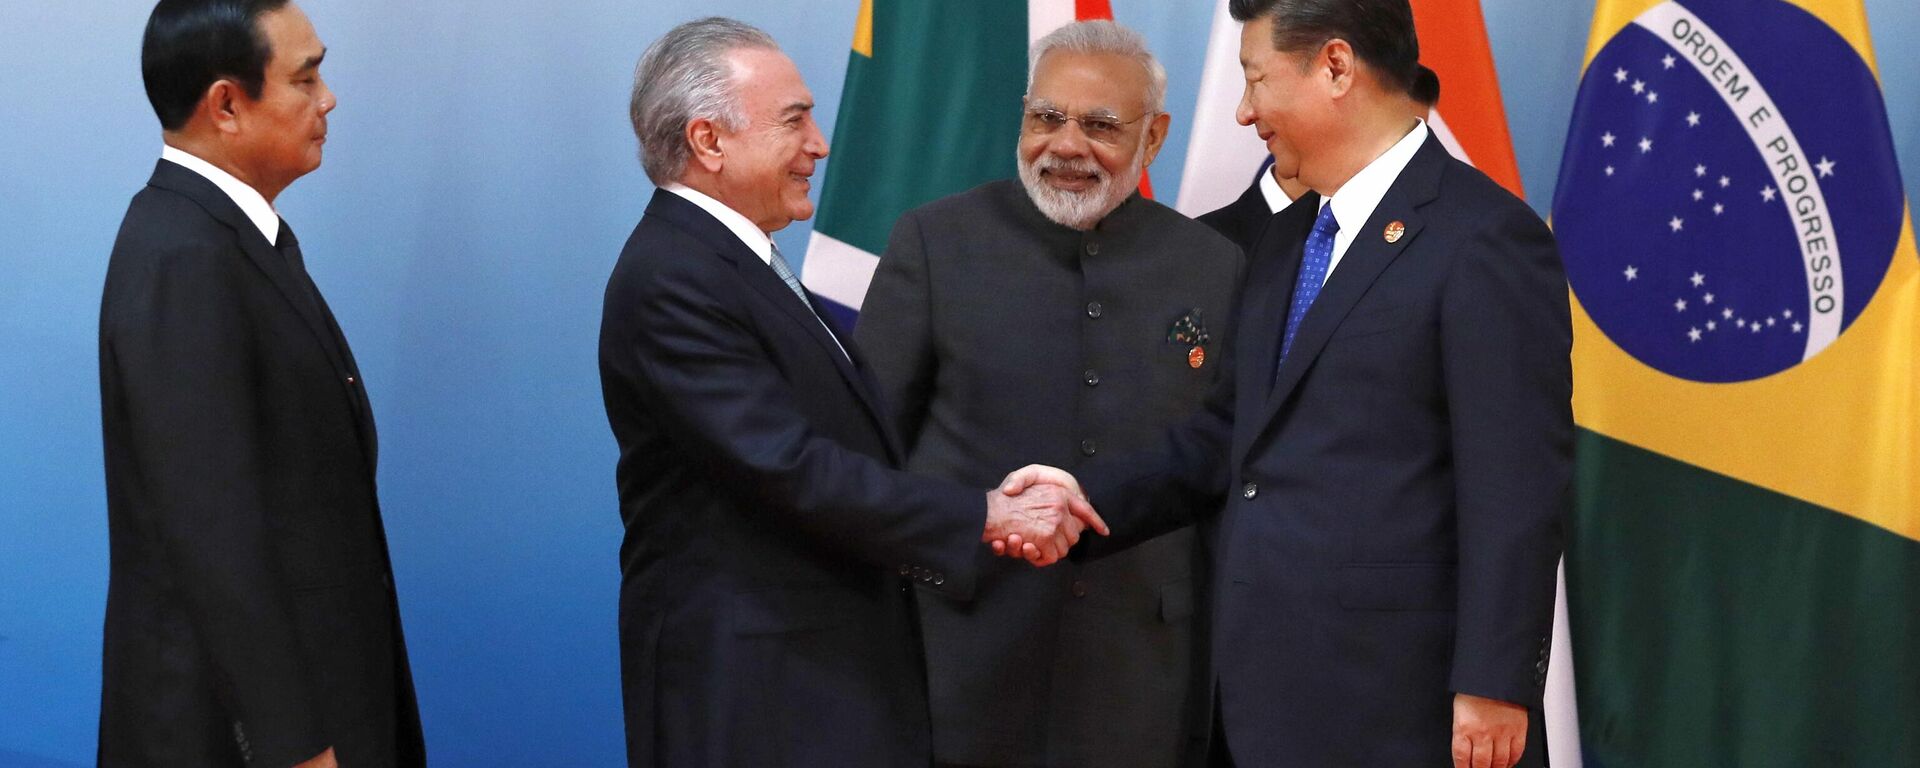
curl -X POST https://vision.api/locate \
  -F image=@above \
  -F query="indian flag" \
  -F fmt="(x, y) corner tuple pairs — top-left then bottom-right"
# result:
(802, 0), (1130, 323)
(1552, 0), (1920, 763)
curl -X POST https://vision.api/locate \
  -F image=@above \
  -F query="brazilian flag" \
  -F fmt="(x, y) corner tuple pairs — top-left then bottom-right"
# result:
(1553, 0), (1919, 763)
(800, 0), (1027, 327)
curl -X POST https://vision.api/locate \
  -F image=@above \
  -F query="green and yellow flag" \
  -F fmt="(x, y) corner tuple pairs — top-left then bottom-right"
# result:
(1551, 0), (1919, 762)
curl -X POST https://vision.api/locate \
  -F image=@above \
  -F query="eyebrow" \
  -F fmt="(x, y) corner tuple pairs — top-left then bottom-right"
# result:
(297, 48), (327, 72)
(780, 101), (812, 118)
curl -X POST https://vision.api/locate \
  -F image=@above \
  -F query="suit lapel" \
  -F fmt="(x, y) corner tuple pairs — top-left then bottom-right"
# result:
(149, 162), (356, 380)
(649, 191), (903, 462)
(1246, 138), (1449, 453)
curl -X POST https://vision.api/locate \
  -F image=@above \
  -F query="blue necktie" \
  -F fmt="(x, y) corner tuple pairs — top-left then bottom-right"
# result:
(1279, 203), (1340, 368)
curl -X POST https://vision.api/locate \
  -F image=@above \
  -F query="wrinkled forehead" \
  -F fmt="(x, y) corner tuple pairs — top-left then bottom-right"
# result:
(728, 46), (812, 117)
(1027, 50), (1148, 115)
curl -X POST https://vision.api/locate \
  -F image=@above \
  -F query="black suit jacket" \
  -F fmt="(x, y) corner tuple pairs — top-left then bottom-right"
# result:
(598, 189), (989, 767)
(97, 160), (422, 768)
(1195, 174), (1280, 255)
(855, 181), (1243, 767)
(1078, 135), (1572, 766)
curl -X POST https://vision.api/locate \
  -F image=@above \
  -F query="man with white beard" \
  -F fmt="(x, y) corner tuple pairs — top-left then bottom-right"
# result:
(854, 21), (1244, 768)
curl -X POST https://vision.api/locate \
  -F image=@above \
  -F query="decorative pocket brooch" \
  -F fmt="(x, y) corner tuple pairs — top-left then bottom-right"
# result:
(1167, 309), (1211, 369)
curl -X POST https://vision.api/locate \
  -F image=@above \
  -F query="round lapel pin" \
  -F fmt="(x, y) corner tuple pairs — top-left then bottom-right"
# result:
(1384, 220), (1406, 243)
(1188, 346), (1206, 369)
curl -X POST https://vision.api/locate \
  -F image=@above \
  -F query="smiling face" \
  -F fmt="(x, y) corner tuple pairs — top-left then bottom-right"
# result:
(1017, 49), (1167, 230)
(1235, 14), (1333, 190)
(710, 46), (829, 233)
(231, 2), (334, 200)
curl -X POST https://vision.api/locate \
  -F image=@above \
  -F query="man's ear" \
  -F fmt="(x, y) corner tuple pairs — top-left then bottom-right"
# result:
(1139, 111), (1172, 169)
(1321, 39), (1357, 98)
(204, 78), (244, 135)
(686, 118), (725, 174)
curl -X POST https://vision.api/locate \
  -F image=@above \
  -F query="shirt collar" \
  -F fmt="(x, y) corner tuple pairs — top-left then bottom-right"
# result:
(663, 183), (774, 265)
(160, 144), (280, 245)
(1258, 167), (1295, 215)
(1319, 119), (1429, 236)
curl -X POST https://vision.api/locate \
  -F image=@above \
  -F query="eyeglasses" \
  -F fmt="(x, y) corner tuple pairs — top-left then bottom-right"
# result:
(1022, 104), (1156, 145)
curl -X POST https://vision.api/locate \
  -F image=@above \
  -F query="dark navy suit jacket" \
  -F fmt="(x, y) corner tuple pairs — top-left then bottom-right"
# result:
(598, 189), (987, 766)
(1078, 135), (1572, 766)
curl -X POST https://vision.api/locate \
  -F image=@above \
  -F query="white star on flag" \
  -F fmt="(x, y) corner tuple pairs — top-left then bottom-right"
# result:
(1689, 327), (1702, 342)
(1704, 293), (1716, 304)
(1632, 79), (1646, 94)
(1751, 323), (1762, 334)
(1707, 320), (1718, 331)
(1692, 189), (1704, 201)
(1615, 67), (1629, 82)
(1816, 156), (1837, 177)
(1761, 186), (1778, 202)
(1647, 91), (1659, 104)
(1714, 203), (1725, 215)
(1719, 176), (1730, 188)
(1783, 309), (1793, 318)
(1602, 132), (1616, 147)
(1605, 166), (1616, 176)
(1663, 54), (1677, 69)
(1694, 164), (1707, 177)
(1640, 137), (1654, 153)
(1723, 308), (1734, 319)
(1690, 272), (1705, 287)
(1686, 112), (1701, 127)
(1793, 322), (1804, 333)
(1624, 265), (1639, 280)
(1669, 216), (1684, 232)
(1675, 298), (1688, 312)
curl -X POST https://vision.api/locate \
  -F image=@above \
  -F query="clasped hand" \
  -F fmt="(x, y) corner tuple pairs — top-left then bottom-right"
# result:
(981, 465), (1107, 566)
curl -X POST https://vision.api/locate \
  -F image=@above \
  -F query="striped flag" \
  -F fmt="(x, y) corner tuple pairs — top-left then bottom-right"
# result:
(1553, 0), (1920, 763)
(802, 0), (1131, 321)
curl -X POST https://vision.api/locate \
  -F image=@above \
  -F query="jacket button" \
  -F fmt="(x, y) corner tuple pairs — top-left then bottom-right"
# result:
(933, 574), (945, 586)
(1242, 482), (1258, 500)
(899, 564), (912, 576)
(1084, 370), (1100, 387)
(1086, 301), (1103, 319)
(1079, 439), (1098, 457)
(1071, 581), (1088, 598)
(1085, 241), (1101, 256)
(1536, 659), (1549, 674)
(347, 375), (358, 385)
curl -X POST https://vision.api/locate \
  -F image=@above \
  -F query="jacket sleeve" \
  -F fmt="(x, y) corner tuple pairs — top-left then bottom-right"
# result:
(107, 238), (328, 768)
(621, 251), (987, 599)
(853, 210), (938, 450)
(1439, 204), (1573, 706)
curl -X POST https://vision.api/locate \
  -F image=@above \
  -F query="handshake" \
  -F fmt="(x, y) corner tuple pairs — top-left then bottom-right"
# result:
(980, 465), (1106, 567)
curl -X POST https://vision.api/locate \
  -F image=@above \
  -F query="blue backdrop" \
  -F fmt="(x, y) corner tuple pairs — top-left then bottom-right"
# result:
(2, 1), (1915, 765)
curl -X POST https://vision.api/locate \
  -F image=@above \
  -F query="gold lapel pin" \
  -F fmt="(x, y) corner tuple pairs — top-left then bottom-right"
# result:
(1384, 220), (1406, 244)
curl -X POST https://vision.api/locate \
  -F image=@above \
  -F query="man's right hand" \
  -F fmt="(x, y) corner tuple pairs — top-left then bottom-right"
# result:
(982, 464), (1108, 565)
(295, 747), (338, 768)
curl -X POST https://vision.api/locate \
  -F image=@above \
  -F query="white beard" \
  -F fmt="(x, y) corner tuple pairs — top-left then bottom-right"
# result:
(1018, 141), (1146, 231)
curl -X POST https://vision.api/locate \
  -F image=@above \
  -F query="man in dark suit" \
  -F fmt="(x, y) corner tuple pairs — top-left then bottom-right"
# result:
(97, 2), (421, 767)
(1001, 2), (1571, 766)
(599, 18), (1104, 767)
(855, 21), (1240, 768)
(1199, 65), (1438, 253)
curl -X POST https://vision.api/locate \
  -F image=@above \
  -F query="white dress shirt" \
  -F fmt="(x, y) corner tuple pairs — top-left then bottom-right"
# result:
(1259, 166), (1295, 215)
(1316, 119), (1430, 281)
(160, 144), (280, 245)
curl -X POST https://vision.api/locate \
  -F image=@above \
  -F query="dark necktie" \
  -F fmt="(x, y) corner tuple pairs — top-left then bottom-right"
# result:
(1278, 203), (1340, 374)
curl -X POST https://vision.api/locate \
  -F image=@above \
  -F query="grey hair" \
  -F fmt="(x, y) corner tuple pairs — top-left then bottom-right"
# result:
(629, 17), (779, 184)
(1027, 20), (1168, 113)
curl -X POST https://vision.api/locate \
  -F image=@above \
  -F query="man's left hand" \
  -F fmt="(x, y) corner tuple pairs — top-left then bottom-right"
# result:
(1451, 693), (1527, 768)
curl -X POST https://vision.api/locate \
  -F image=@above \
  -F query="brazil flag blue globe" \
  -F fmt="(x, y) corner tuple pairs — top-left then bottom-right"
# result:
(1552, 0), (1903, 383)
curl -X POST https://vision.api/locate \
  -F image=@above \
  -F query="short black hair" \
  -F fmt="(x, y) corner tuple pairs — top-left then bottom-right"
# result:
(1411, 64), (1439, 107)
(141, 0), (290, 131)
(1229, 0), (1421, 97)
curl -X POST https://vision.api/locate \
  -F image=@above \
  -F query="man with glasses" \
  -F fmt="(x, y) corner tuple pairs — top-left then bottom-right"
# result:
(855, 20), (1242, 768)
